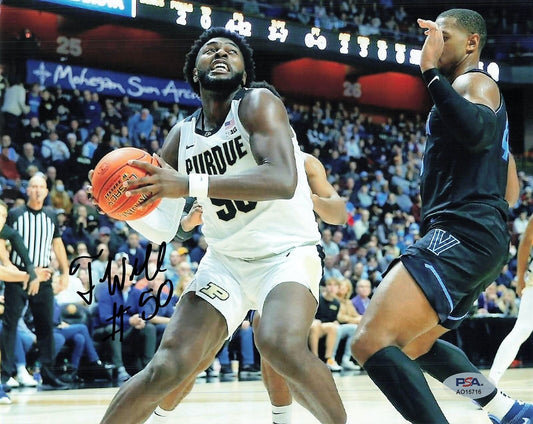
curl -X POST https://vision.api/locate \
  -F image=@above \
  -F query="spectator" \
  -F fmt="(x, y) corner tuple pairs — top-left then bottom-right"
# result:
(353, 208), (371, 241)
(93, 261), (156, 380)
(496, 288), (518, 317)
(477, 282), (504, 315)
(41, 130), (70, 170)
(96, 225), (121, 259)
(0, 145), (20, 183)
(81, 132), (101, 160)
(16, 142), (45, 180)
(323, 255), (343, 281)
(495, 264), (514, 288)
(513, 210), (529, 236)
(164, 247), (188, 285)
(1, 134), (18, 162)
(127, 108), (153, 148)
(61, 205), (96, 256)
(1, 78), (29, 142)
(219, 318), (261, 381)
(89, 241), (111, 283)
(51, 298), (110, 383)
(189, 235), (207, 265)
(309, 277), (342, 371)
(82, 91), (102, 131)
(90, 131), (115, 169)
(45, 165), (58, 189)
(116, 125), (131, 147)
(320, 228), (339, 257)
(23, 116), (46, 147)
(38, 89), (56, 123)
(117, 231), (146, 275)
(128, 262), (177, 346)
(351, 278), (372, 315)
(332, 278), (361, 370)
(171, 261), (195, 299)
(0, 298), (38, 388)
(64, 132), (90, 191)
(0, 64), (8, 107)
(26, 83), (41, 119)
(49, 179), (73, 214)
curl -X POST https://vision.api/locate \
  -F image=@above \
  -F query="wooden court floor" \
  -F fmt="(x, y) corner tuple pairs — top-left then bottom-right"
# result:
(2, 368), (532, 424)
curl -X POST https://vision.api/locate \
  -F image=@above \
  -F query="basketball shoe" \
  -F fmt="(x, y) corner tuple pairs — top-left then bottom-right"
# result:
(489, 400), (533, 424)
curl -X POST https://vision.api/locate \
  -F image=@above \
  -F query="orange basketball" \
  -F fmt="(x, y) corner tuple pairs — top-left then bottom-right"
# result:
(92, 147), (162, 221)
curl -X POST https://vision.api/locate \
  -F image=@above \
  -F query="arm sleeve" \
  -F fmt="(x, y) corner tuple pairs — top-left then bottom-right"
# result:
(422, 68), (498, 153)
(175, 197), (197, 241)
(0, 225), (37, 281)
(126, 197), (186, 245)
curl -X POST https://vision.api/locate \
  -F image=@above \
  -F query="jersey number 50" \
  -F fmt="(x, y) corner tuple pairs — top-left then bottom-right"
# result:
(210, 199), (257, 221)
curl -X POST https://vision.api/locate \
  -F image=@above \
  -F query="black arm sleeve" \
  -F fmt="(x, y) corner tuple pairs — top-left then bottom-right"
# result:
(175, 197), (197, 242)
(0, 225), (37, 281)
(422, 68), (498, 153)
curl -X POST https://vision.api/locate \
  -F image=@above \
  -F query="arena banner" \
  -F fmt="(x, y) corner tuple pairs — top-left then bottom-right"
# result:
(26, 59), (201, 106)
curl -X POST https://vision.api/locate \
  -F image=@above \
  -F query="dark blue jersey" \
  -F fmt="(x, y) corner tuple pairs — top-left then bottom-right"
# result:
(420, 70), (509, 234)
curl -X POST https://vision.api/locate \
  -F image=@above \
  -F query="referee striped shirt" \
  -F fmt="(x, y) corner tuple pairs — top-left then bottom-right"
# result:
(7, 205), (59, 270)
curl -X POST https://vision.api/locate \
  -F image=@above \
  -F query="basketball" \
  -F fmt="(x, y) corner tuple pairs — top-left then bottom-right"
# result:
(91, 147), (162, 221)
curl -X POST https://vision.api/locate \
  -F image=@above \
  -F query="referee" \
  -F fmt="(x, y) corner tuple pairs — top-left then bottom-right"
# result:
(0, 174), (70, 388)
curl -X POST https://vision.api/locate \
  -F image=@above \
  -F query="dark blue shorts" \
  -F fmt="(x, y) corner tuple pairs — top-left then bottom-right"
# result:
(385, 222), (509, 329)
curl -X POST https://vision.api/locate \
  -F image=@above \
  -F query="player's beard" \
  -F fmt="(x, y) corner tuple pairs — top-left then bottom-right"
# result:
(197, 69), (244, 95)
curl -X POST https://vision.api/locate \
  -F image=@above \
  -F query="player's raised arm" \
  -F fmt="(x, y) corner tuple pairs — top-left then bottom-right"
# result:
(304, 154), (347, 225)
(418, 17), (500, 153)
(206, 88), (297, 200)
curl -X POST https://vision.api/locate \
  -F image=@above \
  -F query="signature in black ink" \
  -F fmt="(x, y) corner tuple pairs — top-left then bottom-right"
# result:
(69, 241), (174, 340)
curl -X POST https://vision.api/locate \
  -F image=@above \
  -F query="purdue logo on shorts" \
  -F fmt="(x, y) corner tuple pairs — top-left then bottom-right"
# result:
(427, 229), (460, 256)
(200, 282), (230, 301)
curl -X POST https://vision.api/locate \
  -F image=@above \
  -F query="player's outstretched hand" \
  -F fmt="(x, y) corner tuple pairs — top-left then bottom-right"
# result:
(417, 18), (444, 72)
(181, 200), (203, 232)
(124, 154), (188, 205)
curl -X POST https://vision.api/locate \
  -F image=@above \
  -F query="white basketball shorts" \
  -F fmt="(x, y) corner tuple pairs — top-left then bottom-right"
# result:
(181, 244), (322, 337)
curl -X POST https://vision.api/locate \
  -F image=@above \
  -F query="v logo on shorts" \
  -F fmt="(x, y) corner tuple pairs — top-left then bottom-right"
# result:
(427, 229), (460, 256)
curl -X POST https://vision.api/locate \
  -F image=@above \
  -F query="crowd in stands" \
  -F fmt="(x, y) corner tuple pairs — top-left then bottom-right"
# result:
(0, 61), (532, 391)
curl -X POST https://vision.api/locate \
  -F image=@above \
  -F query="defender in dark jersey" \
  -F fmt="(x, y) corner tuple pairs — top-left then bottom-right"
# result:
(351, 9), (533, 424)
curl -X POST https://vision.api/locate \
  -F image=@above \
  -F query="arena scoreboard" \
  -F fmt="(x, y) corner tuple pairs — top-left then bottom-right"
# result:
(12, 0), (499, 79)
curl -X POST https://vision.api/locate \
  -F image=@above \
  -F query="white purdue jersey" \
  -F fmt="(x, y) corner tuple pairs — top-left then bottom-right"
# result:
(177, 89), (320, 259)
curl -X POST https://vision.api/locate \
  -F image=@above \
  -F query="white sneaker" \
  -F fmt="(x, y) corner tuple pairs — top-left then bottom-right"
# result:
(341, 359), (361, 371)
(6, 377), (19, 388)
(0, 392), (11, 404)
(326, 358), (342, 372)
(17, 372), (38, 387)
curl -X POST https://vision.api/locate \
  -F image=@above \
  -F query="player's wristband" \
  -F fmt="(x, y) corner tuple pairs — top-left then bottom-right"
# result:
(188, 174), (209, 199)
(422, 68), (440, 87)
(422, 68), (448, 104)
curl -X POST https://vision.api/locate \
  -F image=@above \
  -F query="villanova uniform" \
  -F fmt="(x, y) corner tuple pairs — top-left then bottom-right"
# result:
(178, 89), (322, 334)
(397, 70), (510, 329)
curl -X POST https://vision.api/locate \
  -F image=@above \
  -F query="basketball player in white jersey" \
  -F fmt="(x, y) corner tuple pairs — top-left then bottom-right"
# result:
(98, 28), (349, 424)
(489, 213), (533, 385)
(143, 147), (348, 424)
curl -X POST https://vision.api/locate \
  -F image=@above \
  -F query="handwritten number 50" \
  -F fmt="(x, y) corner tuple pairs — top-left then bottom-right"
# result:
(139, 280), (173, 321)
